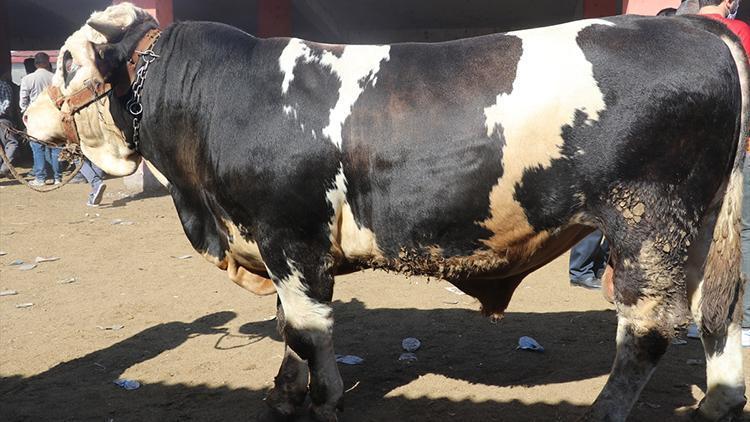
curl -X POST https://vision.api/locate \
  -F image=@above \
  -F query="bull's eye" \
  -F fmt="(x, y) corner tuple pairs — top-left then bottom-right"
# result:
(62, 51), (78, 87)
(65, 60), (78, 74)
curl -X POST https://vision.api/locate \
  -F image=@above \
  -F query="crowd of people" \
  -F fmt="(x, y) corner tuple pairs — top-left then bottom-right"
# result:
(0, 52), (106, 206)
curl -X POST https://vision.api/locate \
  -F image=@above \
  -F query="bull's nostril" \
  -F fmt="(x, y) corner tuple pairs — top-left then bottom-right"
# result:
(23, 114), (28, 124)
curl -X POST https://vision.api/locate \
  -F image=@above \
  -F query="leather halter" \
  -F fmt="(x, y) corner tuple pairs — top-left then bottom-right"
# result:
(46, 28), (161, 146)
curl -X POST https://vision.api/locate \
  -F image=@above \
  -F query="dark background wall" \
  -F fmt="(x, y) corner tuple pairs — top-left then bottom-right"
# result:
(6, 0), (593, 50)
(2, 0), (748, 78)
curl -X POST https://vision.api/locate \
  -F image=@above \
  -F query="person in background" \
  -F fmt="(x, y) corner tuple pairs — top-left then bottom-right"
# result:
(677, 0), (701, 14)
(0, 72), (19, 178)
(20, 52), (60, 186)
(569, 230), (609, 290)
(697, 0), (750, 346)
(22, 58), (35, 76)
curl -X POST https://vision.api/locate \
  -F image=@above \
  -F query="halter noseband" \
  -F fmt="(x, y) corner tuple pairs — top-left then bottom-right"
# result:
(47, 79), (112, 145)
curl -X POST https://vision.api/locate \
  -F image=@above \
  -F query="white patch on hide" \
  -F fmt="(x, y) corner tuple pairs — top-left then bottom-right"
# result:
(480, 19), (615, 251)
(324, 166), (381, 259)
(278, 39), (390, 149)
(319, 45), (390, 149)
(269, 260), (333, 332)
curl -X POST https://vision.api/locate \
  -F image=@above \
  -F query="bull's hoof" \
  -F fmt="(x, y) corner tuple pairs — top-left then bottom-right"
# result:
(264, 386), (308, 419)
(309, 404), (339, 422)
(696, 396), (747, 422)
(257, 406), (295, 422)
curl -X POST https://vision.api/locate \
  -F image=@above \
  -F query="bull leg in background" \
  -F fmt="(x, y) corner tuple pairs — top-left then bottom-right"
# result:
(262, 298), (311, 419)
(686, 209), (746, 421)
(582, 232), (692, 421)
(261, 245), (343, 422)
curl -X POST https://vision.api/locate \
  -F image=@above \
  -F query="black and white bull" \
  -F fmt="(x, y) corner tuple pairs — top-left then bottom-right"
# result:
(24, 3), (749, 421)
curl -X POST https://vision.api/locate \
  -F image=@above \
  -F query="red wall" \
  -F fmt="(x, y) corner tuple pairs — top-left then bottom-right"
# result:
(623, 0), (680, 15)
(258, 0), (292, 37)
(583, 0), (618, 18)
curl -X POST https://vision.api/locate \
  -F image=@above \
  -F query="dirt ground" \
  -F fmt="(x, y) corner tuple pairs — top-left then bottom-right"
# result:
(0, 173), (748, 422)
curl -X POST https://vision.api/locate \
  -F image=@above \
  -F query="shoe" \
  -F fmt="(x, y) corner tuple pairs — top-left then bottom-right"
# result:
(28, 179), (46, 187)
(87, 183), (106, 206)
(687, 323), (700, 339)
(53, 179), (62, 185)
(570, 276), (602, 290)
(742, 328), (750, 348)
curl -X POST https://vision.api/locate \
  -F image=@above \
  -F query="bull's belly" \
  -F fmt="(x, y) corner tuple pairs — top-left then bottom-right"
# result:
(334, 200), (590, 281)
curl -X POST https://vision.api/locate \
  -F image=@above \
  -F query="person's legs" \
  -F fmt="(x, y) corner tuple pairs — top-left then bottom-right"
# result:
(594, 236), (610, 278)
(0, 118), (18, 176)
(81, 159), (106, 206)
(569, 230), (604, 288)
(46, 147), (62, 182)
(30, 141), (47, 184)
(79, 159), (95, 183)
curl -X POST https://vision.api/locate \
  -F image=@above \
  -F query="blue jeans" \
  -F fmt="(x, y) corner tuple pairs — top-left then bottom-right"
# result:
(569, 230), (609, 281)
(79, 158), (104, 191)
(30, 141), (61, 182)
(741, 157), (750, 328)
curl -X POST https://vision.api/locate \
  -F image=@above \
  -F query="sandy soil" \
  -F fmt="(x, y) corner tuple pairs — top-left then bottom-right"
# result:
(1, 174), (748, 422)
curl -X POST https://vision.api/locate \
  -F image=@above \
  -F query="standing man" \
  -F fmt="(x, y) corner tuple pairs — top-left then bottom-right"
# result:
(20, 52), (60, 186)
(0, 72), (19, 178)
(698, 0), (750, 346)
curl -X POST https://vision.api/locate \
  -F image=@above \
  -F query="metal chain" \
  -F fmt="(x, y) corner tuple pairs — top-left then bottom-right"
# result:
(126, 40), (161, 152)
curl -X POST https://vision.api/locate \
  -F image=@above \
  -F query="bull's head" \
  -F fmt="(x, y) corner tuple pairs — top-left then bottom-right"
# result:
(24, 2), (157, 176)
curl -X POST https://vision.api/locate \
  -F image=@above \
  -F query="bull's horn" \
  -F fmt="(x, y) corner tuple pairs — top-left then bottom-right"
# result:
(87, 20), (127, 42)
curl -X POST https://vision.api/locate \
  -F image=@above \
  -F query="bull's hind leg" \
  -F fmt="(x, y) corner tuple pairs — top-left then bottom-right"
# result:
(583, 204), (695, 421)
(260, 244), (343, 422)
(686, 207), (746, 421)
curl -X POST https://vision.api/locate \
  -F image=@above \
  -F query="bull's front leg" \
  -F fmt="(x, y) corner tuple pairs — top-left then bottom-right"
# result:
(260, 249), (343, 422)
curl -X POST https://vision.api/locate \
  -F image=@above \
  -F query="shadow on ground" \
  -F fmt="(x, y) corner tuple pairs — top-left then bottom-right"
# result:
(0, 301), (716, 421)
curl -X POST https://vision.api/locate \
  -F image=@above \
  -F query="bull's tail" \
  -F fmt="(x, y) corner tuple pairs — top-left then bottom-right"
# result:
(700, 27), (750, 335)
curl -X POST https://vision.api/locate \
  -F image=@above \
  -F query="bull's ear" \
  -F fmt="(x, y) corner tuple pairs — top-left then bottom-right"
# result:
(91, 20), (159, 80)
(92, 42), (127, 79)
(87, 20), (128, 43)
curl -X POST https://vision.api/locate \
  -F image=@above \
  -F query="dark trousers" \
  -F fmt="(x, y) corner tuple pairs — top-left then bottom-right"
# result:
(569, 230), (609, 282)
(0, 118), (18, 174)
